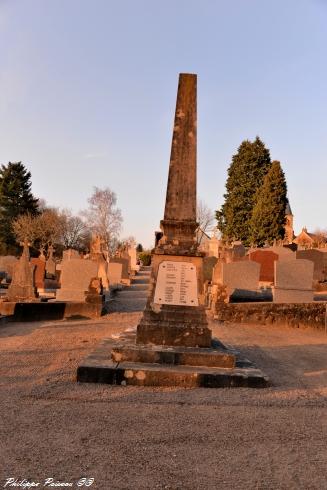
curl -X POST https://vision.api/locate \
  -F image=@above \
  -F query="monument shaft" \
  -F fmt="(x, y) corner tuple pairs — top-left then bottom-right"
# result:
(160, 74), (198, 251)
(164, 74), (197, 222)
(137, 73), (211, 347)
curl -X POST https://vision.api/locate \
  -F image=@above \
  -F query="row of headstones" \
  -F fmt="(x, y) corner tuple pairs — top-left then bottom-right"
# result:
(0, 246), (139, 303)
(210, 247), (327, 303)
(57, 256), (133, 301)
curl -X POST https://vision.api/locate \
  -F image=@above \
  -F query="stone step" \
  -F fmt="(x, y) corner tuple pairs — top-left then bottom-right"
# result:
(77, 359), (268, 388)
(115, 295), (147, 301)
(77, 337), (269, 388)
(118, 290), (148, 297)
(111, 343), (235, 368)
(127, 285), (149, 291)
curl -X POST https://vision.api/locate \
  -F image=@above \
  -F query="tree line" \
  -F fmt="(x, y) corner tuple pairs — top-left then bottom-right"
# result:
(0, 161), (123, 257)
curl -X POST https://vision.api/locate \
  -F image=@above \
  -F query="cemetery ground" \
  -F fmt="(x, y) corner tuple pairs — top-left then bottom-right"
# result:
(1, 286), (327, 490)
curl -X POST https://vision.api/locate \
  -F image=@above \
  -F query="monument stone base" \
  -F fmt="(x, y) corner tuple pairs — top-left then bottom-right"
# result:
(77, 328), (269, 388)
(137, 304), (211, 347)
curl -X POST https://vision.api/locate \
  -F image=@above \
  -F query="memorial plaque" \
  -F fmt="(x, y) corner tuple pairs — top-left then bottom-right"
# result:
(154, 261), (198, 306)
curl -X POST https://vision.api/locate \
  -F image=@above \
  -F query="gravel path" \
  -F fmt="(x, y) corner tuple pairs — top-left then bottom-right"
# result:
(1, 271), (327, 489)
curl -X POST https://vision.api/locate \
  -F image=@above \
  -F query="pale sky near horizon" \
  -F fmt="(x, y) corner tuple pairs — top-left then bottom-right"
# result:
(0, 0), (326, 248)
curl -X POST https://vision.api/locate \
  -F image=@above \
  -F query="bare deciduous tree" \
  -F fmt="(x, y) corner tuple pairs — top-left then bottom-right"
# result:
(58, 209), (88, 250)
(313, 228), (327, 248)
(35, 208), (61, 251)
(84, 187), (123, 257)
(12, 208), (61, 254)
(196, 199), (215, 245)
(12, 213), (38, 245)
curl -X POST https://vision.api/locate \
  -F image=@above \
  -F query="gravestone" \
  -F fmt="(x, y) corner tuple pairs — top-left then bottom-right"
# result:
(203, 256), (218, 282)
(7, 241), (37, 301)
(0, 255), (18, 281)
(249, 250), (279, 282)
(212, 260), (223, 285)
(89, 235), (110, 290)
(107, 262), (123, 287)
(221, 261), (260, 300)
(30, 258), (46, 289)
(266, 246), (295, 261)
(207, 236), (220, 258)
(231, 241), (246, 258)
(296, 249), (326, 281)
(273, 259), (314, 303)
(46, 245), (56, 278)
(109, 257), (130, 285)
(56, 259), (98, 302)
(85, 277), (104, 304)
(128, 245), (138, 272)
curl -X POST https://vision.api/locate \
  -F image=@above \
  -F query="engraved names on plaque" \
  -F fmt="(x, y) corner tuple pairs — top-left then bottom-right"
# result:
(153, 261), (199, 306)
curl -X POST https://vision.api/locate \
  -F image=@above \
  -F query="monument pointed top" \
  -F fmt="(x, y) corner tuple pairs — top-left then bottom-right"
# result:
(160, 73), (198, 251)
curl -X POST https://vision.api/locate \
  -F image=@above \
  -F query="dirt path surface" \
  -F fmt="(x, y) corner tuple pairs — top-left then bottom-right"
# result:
(1, 271), (327, 489)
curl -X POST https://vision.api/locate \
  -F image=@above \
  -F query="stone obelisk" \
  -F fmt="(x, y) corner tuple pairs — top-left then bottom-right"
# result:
(160, 73), (198, 251)
(77, 73), (269, 388)
(137, 73), (212, 348)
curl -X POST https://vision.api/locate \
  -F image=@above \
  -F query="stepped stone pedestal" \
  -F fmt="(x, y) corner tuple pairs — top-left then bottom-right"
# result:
(77, 74), (268, 388)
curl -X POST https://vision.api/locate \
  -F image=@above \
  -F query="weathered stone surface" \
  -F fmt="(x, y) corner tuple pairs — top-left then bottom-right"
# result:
(137, 322), (212, 348)
(213, 301), (326, 330)
(111, 343), (235, 368)
(77, 336), (269, 388)
(249, 250), (279, 282)
(56, 259), (98, 302)
(159, 74), (198, 251)
(273, 259), (314, 303)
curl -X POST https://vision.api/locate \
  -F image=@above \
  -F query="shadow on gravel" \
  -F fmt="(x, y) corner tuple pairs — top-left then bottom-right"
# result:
(236, 343), (327, 390)
(0, 322), (42, 338)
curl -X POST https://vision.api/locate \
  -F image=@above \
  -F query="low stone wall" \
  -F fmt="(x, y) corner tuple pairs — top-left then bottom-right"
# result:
(213, 302), (327, 330)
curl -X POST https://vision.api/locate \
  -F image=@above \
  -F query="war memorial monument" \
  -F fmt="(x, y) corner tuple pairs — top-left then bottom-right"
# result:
(77, 74), (268, 388)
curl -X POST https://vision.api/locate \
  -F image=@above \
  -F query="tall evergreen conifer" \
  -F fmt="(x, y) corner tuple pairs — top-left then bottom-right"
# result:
(216, 137), (271, 245)
(250, 160), (287, 246)
(0, 162), (39, 253)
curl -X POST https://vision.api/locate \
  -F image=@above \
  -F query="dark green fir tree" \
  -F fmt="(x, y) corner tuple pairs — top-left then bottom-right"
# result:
(250, 160), (288, 246)
(216, 136), (272, 245)
(0, 162), (39, 254)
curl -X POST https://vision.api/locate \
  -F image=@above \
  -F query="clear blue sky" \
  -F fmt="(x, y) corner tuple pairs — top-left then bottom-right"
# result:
(1, 0), (326, 247)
